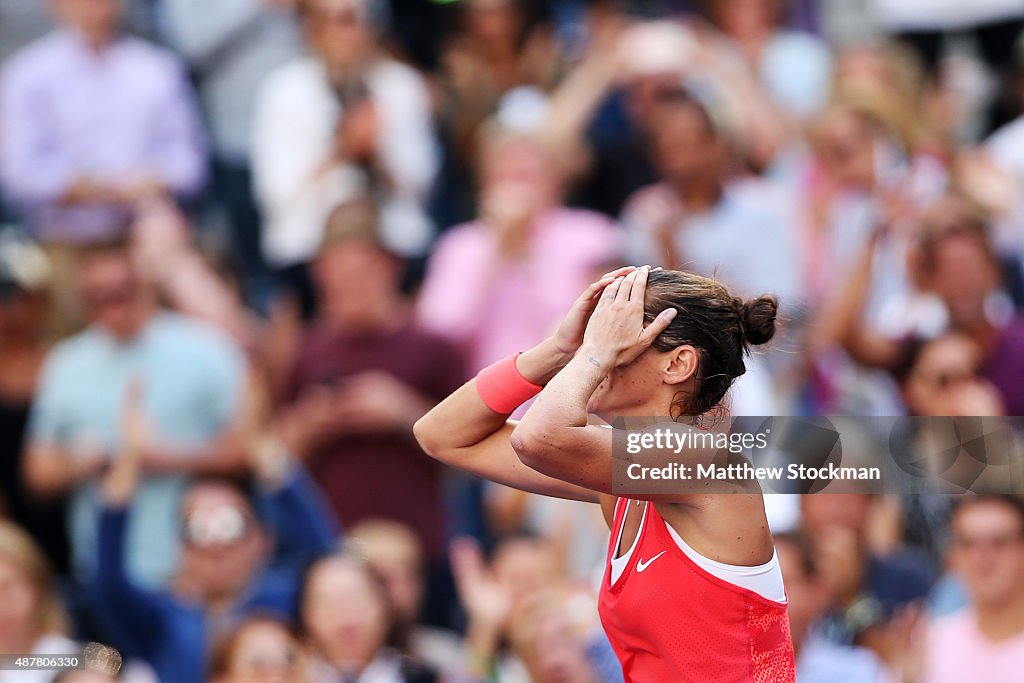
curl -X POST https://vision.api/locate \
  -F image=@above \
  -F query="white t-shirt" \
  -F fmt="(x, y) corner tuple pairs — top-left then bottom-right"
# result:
(251, 57), (438, 265)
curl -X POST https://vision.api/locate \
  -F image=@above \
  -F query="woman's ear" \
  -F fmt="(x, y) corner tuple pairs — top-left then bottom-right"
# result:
(663, 345), (698, 386)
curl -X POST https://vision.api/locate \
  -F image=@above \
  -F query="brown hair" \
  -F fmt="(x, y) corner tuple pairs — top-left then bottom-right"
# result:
(644, 270), (777, 416)
(319, 197), (399, 259)
(916, 198), (997, 275)
(299, 551), (402, 649)
(0, 521), (69, 637)
(952, 494), (1024, 529)
(207, 613), (299, 681)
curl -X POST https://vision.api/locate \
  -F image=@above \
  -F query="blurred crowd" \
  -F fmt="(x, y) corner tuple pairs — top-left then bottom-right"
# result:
(1, 0), (1024, 681)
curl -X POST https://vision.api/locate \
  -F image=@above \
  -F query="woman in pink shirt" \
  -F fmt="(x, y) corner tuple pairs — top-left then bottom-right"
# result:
(417, 127), (621, 375)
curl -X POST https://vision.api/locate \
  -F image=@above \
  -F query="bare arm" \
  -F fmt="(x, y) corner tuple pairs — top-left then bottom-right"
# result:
(414, 337), (600, 503)
(512, 267), (775, 564)
(414, 268), (640, 503)
(23, 440), (106, 497)
(510, 267), (677, 495)
(813, 227), (904, 368)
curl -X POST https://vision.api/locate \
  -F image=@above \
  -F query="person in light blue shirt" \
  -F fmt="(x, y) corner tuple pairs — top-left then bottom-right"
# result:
(25, 238), (246, 588)
(776, 532), (893, 683)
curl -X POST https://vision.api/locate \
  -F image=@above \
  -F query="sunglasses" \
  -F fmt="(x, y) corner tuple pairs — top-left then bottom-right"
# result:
(182, 506), (254, 548)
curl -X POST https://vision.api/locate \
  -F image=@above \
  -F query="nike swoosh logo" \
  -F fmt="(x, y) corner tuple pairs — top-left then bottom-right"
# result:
(636, 551), (667, 573)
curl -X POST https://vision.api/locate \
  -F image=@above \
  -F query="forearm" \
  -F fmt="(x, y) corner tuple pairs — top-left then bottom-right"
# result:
(142, 434), (247, 475)
(24, 445), (102, 497)
(462, 621), (502, 680)
(517, 345), (607, 435)
(815, 241), (874, 351)
(415, 337), (571, 455)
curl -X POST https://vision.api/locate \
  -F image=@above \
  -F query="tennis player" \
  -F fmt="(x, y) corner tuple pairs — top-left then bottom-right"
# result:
(414, 265), (795, 682)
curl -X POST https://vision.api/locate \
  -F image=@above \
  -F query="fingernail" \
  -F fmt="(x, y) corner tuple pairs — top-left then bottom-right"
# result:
(663, 308), (677, 319)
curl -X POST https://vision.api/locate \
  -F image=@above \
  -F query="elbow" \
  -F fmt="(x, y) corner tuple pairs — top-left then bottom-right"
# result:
(22, 458), (63, 499)
(412, 414), (441, 460)
(510, 423), (560, 475)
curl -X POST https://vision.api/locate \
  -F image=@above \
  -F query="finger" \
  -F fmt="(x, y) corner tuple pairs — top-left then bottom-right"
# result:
(628, 265), (650, 302)
(599, 265), (637, 280)
(617, 269), (639, 302)
(581, 275), (616, 302)
(639, 307), (677, 346)
(601, 276), (624, 300)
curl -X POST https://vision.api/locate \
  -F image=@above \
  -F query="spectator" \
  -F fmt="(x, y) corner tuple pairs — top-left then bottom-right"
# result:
(346, 520), (463, 678)
(418, 126), (620, 373)
(505, 588), (619, 683)
(828, 198), (1024, 415)
(450, 536), (621, 683)
(922, 495), (1024, 683)
(775, 532), (891, 683)
(159, 0), (303, 309)
(0, 234), (68, 573)
(576, 19), (791, 214)
(622, 89), (804, 307)
(620, 88), (804, 410)
(800, 493), (932, 662)
(898, 333), (1006, 416)
(278, 199), (463, 570)
(0, 0), (206, 243)
(700, 0), (833, 119)
(93, 389), (338, 683)
(251, 0), (438, 305)
(871, 0), (1023, 133)
(0, 521), (77, 683)
(23, 239), (247, 587)
(300, 553), (438, 682)
(208, 614), (310, 683)
(434, 0), (563, 223)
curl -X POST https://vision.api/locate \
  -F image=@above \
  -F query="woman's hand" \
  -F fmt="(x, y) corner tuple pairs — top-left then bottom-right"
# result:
(581, 266), (677, 369)
(517, 266), (642, 385)
(553, 265), (639, 355)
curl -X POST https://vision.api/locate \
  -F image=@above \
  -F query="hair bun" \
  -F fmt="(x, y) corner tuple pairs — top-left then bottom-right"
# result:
(739, 294), (778, 346)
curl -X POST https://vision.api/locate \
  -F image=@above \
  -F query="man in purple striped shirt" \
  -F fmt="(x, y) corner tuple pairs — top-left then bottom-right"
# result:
(0, 0), (206, 243)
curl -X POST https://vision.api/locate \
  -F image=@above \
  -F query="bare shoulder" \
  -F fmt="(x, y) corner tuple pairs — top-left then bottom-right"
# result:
(656, 495), (774, 566)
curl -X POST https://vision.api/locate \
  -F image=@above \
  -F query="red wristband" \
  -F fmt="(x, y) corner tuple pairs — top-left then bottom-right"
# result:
(475, 353), (543, 414)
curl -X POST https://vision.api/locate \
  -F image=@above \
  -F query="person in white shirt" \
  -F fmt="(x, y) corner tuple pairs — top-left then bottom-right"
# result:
(0, 521), (77, 683)
(251, 0), (438, 285)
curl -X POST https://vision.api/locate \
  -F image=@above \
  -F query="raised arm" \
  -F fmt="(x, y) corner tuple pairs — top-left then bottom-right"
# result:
(510, 266), (676, 494)
(94, 382), (167, 655)
(413, 268), (639, 503)
(257, 456), (341, 565)
(510, 267), (775, 564)
(812, 226), (904, 368)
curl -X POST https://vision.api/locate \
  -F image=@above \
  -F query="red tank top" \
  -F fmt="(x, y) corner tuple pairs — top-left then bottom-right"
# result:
(598, 499), (796, 683)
